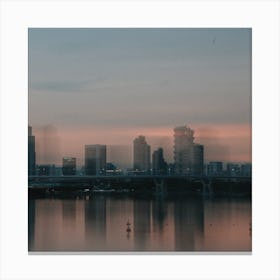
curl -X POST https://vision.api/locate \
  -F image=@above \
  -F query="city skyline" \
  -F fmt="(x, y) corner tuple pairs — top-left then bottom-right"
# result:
(28, 124), (251, 177)
(29, 28), (251, 165)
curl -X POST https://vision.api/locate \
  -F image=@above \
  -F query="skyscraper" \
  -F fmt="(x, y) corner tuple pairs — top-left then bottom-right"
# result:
(174, 125), (194, 175)
(28, 125), (36, 176)
(62, 157), (76, 175)
(152, 147), (167, 175)
(85, 145), (106, 175)
(133, 136), (151, 173)
(173, 125), (204, 175)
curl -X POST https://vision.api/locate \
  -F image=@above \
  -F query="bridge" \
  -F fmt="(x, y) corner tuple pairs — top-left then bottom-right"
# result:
(28, 174), (251, 181)
(28, 175), (251, 197)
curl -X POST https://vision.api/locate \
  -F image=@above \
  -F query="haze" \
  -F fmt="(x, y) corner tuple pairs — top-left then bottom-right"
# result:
(28, 28), (251, 166)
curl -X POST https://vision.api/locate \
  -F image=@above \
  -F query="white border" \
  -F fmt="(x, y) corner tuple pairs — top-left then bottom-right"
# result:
(0, 1), (279, 280)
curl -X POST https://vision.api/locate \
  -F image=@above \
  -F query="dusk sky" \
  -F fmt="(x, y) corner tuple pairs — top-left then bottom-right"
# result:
(28, 28), (251, 166)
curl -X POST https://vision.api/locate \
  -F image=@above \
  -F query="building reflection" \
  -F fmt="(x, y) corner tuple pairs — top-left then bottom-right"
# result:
(173, 196), (204, 251)
(62, 200), (76, 226)
(150, 197), (175, 251)
(105, 197), (134, 250)
(28, 200), (36, 251)
(152, 197), (167, 233)
(84, 195), (107, 250)
(133, 199), (151, 250)
(28, 196), (251, 251)
(202, 198), (252, 251)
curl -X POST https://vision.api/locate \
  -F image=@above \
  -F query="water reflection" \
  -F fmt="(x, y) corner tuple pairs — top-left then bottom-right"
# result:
(85, 197), (107, 250)
(174, 197), (204, 251)
(28, 200), (36, 251)
(133, 200), (151, 250)
(28, 196), (251, 252)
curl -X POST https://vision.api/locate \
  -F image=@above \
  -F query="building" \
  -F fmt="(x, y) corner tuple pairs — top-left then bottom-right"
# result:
(62, 157), (76, 175)
(133, 135), (151, 173)
(207, 161), (223, 176)
(227, 163), (241, 177)
(28, 125), (36, 176)
(85, 145), (106, 175)
(241, 163), (252, 177)
(173, 125), (204, 175)
(38, 164), (56, 176)
(106, 163), (123, 175)
(167, 163), (176, 175)
(174, 125), (194, 174)
(191, 144), (204, 176)
(152, 147), (167, 175)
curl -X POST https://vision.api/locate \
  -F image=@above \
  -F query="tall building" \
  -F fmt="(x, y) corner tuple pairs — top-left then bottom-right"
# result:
(28, 125), (36, 176)
(133, 136), (151, 173)
(62, 157), (76, 175)
(85, 145), (106, 175)
(152, 147), (167, 175)
(174, 125), (194, 175)
(173, 125), (204, 175)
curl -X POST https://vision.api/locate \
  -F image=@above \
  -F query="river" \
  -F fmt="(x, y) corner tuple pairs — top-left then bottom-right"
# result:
(28, 195), (251, 252)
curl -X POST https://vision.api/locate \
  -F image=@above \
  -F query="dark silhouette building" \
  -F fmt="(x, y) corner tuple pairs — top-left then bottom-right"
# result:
(28, 125), (36, 176)
(241, 163), (252, 177)
(62, 157), (76, 175)
(227, 163), (241, 176)
(38, 164), (56, 176)
(152, 147), (167, 175)
(85, 145), (106, 175)
(133, 136), (151, 173)
(191, 144), (204, 176)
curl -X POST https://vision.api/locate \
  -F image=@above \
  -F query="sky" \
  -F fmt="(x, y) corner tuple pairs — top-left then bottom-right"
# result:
(28, 28), (251, 167)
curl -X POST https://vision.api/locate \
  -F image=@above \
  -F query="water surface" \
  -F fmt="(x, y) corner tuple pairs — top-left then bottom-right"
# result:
(28, 195), (251, 252)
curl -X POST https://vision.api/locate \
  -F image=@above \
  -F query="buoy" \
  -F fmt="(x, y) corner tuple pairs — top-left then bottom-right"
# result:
(126, 220), (131, 233)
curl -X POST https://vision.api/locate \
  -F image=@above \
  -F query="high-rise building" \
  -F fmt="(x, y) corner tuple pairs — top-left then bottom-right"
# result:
(133, 136), (151, 173)
(85, 145), (106, 175)
(62, 157), (76, 175)
(174, 125), (194, 175)
(28, 125), (36, 176)
(173, 125), (204, 175)
(152, 147), (167, 175)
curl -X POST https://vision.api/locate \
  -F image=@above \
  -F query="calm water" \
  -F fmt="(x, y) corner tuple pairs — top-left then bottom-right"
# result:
(28, 195), (251, 252)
